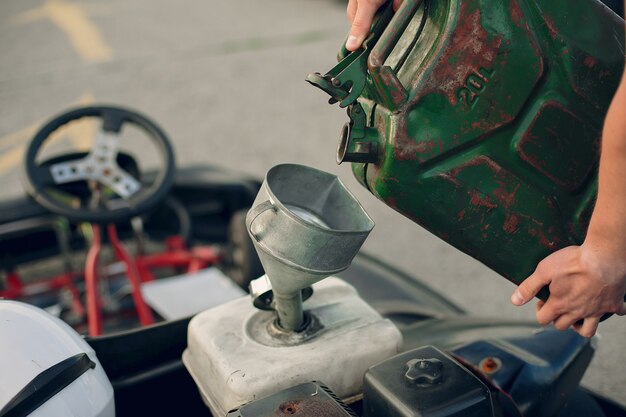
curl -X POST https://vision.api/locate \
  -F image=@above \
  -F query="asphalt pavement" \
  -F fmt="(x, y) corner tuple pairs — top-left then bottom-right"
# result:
(1, 0), (624, 406)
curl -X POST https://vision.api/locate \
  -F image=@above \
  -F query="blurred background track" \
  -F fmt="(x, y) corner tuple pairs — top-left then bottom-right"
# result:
(0, 0), (624, 405)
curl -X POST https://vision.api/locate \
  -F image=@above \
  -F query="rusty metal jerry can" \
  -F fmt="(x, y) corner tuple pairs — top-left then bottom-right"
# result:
(308, 0), (625, 299)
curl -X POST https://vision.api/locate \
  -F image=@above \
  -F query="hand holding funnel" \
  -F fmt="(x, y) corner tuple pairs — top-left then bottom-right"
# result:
(246, 164), (374, 331)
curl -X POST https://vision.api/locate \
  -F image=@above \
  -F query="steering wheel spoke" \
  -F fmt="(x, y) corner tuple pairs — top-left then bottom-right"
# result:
(22, 105), (175, 223)
(101, 108), (126, 133)
(91, 130), (120, 163)
(30, 164), (61, 187)
(49, 159), (90, 184)
(100, 166), (142, 199)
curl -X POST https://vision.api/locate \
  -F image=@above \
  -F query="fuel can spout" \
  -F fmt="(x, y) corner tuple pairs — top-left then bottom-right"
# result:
(337, 104), (380, 165)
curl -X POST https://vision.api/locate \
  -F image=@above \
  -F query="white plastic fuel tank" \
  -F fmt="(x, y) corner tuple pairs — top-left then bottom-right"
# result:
(0, 300), (115, 417)
(183, 277), (403, 416)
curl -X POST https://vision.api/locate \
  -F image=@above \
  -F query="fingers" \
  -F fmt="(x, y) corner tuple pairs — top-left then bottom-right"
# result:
(619, 301), (626, 316)
(553, 314), (579, 331)
(511, 268), (551, 306)
(535, 300), (560, 330)
(574, 316), (601, 338)
(345, 0), (403, 51)
(346, 1), (382, 51)
(538, 302), (598, 336)
(347, 0), (357, 22)
(536, 298), (559, 325)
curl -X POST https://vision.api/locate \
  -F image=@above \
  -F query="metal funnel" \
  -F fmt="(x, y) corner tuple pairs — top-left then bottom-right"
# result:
(246, 164), (374, 331)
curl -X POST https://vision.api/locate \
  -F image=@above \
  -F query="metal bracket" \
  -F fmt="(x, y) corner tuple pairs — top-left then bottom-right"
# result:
(305, 1), (395, 108)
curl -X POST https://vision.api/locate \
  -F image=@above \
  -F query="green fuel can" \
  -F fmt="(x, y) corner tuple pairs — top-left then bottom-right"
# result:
(308, 0), (625, 300)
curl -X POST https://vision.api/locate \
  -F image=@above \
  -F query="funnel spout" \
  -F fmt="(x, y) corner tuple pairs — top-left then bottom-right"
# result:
(274, 291), (304, 331)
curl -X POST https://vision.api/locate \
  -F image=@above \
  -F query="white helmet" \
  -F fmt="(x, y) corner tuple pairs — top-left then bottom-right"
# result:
(0, 300), (115, 417)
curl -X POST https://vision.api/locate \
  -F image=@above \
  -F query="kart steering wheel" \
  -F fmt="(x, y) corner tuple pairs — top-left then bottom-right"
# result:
(22, 106), (176, 224)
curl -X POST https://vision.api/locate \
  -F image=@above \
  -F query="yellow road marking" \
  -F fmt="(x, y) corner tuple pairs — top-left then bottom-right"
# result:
(0, 93), (95, 176)
(0, 124), (39, 151)
(0, 126), (40, 176)
(0, 146), (28, 177)
(11, 0), (112, 62)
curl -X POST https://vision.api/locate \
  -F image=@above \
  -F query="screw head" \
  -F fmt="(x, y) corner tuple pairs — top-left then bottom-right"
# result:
(479, 357), (502, 374)
(405, 358), (443, 386)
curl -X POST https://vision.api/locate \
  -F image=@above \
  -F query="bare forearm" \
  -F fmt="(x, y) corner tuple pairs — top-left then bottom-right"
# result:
(586, 74), (626, 257)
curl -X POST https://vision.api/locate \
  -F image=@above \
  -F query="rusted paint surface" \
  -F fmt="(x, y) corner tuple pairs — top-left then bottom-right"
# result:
(568, 47), (622, 111)
(270, 396), (354, 416)
(447, 156), (521, 210)
(541, 14), (559, 39)
(509, 0), (525, 28)
(584, 56), (598, 69)
(531, 0), (624, 111)
(391, 0), (543, 164)
(369, 66), (408, 110)
(438, 156), (567, 249)
(502, 214), (519, 234)
(368, 0), (425, 69)
(515, 100), (600, 191)
(233, 382), (357, 417)
(528, 227), (559, 252)
(479, 357), (502, 374)
(415, 6), (502, 106)
(467, 190), (497, 210)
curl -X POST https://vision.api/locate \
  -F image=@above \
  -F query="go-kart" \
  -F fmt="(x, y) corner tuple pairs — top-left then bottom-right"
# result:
(1, 106), (625, 417)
